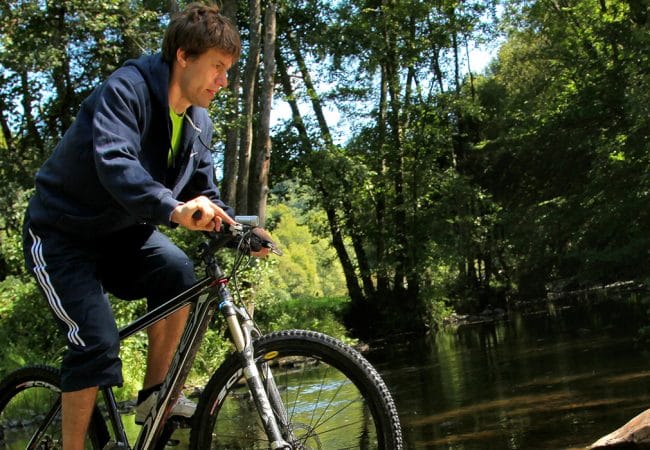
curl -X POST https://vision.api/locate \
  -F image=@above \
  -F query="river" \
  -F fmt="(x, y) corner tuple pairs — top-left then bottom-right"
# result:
(369, 292), (650, 449)
(2, 292), (646, 449)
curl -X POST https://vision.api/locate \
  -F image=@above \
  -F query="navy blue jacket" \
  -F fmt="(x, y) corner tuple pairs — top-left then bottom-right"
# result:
(27, 53), (232, 237)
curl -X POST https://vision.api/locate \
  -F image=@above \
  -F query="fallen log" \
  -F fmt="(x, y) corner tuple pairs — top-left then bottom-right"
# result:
(591, 409), (650, 448)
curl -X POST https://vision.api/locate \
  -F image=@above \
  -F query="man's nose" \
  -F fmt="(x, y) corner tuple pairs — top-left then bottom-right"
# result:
(216, 72), (228, 89)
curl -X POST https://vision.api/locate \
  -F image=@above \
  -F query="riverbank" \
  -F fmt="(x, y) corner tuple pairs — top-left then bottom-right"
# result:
(443, 280), (649, 328)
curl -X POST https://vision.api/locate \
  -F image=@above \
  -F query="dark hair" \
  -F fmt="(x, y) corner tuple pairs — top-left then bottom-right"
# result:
(162, 2), (241, 63)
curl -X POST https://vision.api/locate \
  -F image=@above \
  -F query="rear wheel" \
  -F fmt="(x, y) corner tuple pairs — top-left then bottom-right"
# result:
(191, 330), (402, 449)
(0, 365), (109, 449)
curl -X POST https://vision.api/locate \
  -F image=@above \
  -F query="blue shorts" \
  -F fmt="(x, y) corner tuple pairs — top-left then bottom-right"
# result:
(22, 217), (196, 392)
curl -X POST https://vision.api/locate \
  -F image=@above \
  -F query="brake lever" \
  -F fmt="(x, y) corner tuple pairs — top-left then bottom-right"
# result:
(263, 241), (283, 256)
(192, 211), (280, 254)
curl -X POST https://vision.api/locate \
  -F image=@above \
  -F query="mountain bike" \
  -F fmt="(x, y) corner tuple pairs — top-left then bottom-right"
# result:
(0, 216), (403, 449)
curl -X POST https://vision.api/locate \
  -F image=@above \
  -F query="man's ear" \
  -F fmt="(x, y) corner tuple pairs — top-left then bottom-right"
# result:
(176, 48), (188, 68)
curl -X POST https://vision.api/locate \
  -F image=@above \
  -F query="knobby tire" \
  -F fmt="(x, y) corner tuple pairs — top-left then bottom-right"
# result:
(190, 330), (403, 450)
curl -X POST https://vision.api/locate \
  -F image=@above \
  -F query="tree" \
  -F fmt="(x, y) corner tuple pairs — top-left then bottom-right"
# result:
(0, 0), (164, 278)
(271, 0), (500, 333)
(473, 0), (650, 294)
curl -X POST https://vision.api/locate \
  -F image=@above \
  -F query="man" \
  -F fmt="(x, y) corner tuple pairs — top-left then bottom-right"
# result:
(21, 3), (264, 449)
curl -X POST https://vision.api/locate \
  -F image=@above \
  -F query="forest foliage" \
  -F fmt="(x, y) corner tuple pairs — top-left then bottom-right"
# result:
(0, 0), (648, 366)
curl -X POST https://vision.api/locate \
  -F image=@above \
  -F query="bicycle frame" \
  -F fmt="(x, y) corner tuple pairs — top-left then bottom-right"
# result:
(98, 242), (291, 449)
(123, 275), (217, 449)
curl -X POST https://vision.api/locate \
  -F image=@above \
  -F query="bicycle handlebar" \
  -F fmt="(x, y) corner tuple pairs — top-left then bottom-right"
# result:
(192, 212), (282, 256)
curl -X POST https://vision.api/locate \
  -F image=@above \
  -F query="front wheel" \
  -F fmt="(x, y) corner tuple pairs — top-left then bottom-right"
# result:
(0, 365), (109, 450)
(191, 330), (403, 449)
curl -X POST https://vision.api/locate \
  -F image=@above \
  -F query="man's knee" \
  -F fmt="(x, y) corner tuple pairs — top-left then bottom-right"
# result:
(163, 247), (195, 280)
(61, 333), (122, 391)
(144, 235), (197, 307)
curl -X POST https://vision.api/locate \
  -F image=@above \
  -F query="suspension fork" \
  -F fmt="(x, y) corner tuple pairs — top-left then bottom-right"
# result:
(218, 283), (292, 449)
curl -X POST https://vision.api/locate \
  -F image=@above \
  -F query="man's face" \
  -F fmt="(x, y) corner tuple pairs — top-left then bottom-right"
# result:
(177, 48), (234, 109)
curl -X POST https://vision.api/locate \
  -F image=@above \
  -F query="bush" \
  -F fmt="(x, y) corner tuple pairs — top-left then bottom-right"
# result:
(254, 295), (354, 344)
(0, 275), (64, 376)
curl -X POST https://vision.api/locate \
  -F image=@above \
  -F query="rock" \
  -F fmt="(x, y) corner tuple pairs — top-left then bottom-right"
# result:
(591, 409), (650, 448)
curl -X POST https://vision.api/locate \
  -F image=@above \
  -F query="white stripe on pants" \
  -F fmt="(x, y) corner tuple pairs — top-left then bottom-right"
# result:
(28, 228), (86, 347)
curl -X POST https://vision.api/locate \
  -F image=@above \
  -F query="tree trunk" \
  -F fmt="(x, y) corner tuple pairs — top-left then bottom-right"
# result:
(345, 197), (375, 299)
(19, 70), (45, 157)
(376, 65), (390, 293)
(464, 37), (477, 101)
(249, 2), (276, 225)
(325, 207), (364, 304)
(220, 0), (240, 206)
(286, 31), (332, 147)
(276, 50), (310, 150)
(0, 95), (14, 153)
(49, 2), (75, 136)
(381, 0), (406, 295)
(236, 0), (261, 214)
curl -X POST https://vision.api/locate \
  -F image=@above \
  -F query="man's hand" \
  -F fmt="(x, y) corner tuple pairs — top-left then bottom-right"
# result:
(251, 228), (275, 257)
(171, 196), (236, 231)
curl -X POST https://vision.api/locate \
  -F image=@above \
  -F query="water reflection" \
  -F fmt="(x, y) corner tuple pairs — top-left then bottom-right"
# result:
(368, 296), (650, 450)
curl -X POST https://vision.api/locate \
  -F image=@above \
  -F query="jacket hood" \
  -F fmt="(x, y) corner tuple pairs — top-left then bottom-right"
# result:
(124, 53), (170, 109)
